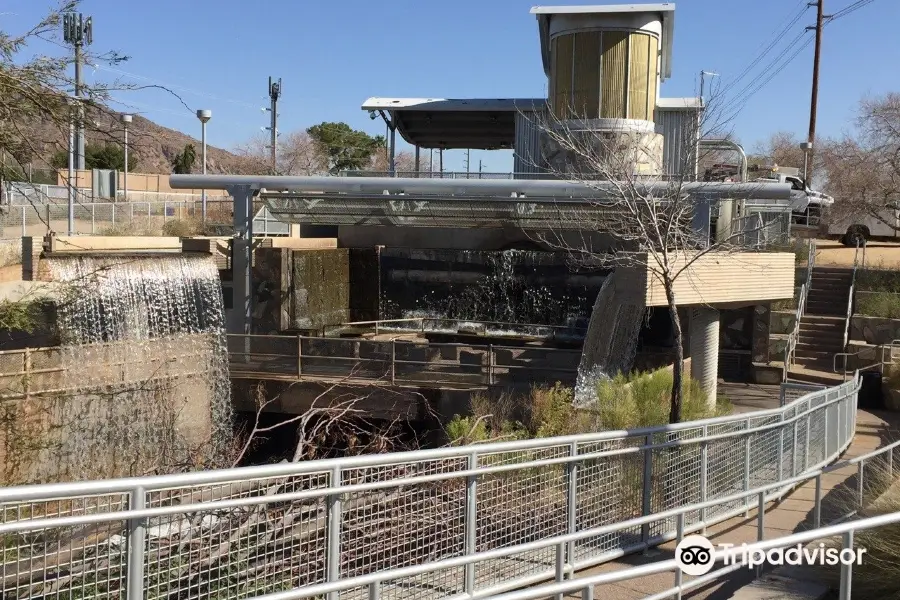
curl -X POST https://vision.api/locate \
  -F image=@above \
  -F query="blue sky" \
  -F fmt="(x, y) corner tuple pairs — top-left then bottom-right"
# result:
(6, 0), (897, 172)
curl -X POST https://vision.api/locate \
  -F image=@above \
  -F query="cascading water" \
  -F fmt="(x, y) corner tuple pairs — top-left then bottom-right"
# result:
(573, 271), (647, 407)
(381, 249), (595, 332)
(41, 254), (232, 480)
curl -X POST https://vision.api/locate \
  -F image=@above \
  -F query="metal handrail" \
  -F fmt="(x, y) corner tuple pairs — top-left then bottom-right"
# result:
(834, 338), (900, 380)
(0, 373), (861, 600)
(843, 241), (863, 352)
(239, 423), (900, 600)
(328, 317), (588, 339)
(783, 239), (816, 379)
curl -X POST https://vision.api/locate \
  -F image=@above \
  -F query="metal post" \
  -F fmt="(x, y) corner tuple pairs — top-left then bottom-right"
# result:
(126, 486), (146, 600)
(744, 427), (752, 516)
(91, 205), (95, 233)
(389, 123), (396, 176)
(640, 434), (653, 545)
(777, 418), (784, 485)
(488, 343), (494, 385)
(122, 114), (131, 200)
(67, 114), (75, 235)
(326, 466), (342, 600)
(792, 420), (799, 476)
(297, 335), (303, 378)
(756, 491), (765, 577)
(368, 582), (380, 600)
(197, 110), (211, 223)
(566, 441), (578, 574)
(839, 530), (853, 600)
(465, 451), (478, 596)
(414, 145), (420, 177)
(111, 202), (115, 226)
(582, 586), (594, 600)
(804, 413), (811, 471)
(21, 207), (25, 237)
(229, 185), (253, 335)
(889, 448), (894, 478)
(814, 474), (822, 528)
(675, 512), (684, 600)
(391, 339), (396, 383)
(857, 462), (864, 508)
(700, 426), (708, 532)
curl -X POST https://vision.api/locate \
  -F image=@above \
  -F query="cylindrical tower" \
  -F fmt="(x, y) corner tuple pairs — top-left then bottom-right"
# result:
(532, 5), (675, 177)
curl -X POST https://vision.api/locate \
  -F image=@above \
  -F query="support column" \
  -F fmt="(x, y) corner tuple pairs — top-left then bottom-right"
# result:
(690, 307), (720, 409)
(229, 185), (254, 335)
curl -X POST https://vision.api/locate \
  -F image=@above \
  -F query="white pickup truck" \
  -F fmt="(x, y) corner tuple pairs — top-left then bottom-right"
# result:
(753, 171), (834, 222)
(826, 208), (900, 246)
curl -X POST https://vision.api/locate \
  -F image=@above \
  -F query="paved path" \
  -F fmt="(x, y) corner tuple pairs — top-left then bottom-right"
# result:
(563, 408), (900, 600)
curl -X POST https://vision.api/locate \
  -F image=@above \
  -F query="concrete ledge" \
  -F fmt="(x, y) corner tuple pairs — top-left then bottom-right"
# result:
(48, 236), (182, 253)
(261, 238), (338, 249)
(729, 574), (828, 600)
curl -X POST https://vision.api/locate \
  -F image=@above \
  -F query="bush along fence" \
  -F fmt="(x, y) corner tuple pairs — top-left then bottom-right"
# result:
(0, 374), (861, 600)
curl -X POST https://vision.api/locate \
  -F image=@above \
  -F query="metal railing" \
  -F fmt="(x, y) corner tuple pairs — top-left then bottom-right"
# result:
(324, 317), (588, 341)
(227, 334), (580, 387)
(843, 242), (865, 352)
(833, 338), (900, 381)
(0, 373), (861, 600)
(2, 181), (223, 205)
(784, 238), (816, 379)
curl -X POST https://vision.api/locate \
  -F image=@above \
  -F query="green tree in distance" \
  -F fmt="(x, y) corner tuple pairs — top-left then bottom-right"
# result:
(306, 121), (385, 174)
(50, 142), (137, 171)
(170, 143), (196, 174)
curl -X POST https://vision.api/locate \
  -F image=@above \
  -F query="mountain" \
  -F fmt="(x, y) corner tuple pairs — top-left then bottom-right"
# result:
(24, 108), (256, 175)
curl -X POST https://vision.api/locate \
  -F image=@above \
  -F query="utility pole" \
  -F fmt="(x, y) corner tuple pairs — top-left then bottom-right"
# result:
(63, 13), (92, 171)
(464, 148), (471, 177)
(806, 0), (828, 183)
(266, 77), (282, 174)
(478, 159), (483, 179)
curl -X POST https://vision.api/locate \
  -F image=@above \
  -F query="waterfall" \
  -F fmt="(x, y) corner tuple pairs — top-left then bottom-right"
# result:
(41, 254), (232, 479)
(573, 271), (646, 407)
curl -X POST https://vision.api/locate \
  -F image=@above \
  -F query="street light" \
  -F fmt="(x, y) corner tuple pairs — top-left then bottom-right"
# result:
(196, 109), (212, 223)
(800, 141), (814, 183)
(120, 114), (132, 201)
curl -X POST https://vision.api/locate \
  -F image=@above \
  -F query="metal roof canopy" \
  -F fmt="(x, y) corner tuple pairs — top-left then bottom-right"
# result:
(531, 3), (676, 81)
(361, 97), (547, 150)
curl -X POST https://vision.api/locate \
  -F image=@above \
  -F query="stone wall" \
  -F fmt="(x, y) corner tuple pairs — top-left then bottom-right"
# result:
(770, 311), (796, 336)
(540, 127), (665, 177)
(850, 315), (900, 345)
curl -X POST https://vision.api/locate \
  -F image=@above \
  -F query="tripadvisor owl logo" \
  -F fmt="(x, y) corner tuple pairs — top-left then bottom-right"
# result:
(675, 535), (716, 576)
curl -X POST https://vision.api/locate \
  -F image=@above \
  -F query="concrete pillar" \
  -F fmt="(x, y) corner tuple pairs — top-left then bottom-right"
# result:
(690, 307), (720, 409)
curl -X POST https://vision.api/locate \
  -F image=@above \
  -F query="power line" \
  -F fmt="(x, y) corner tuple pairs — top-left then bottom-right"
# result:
(721, 0), (809, 93)
(830, 0), (876, 20)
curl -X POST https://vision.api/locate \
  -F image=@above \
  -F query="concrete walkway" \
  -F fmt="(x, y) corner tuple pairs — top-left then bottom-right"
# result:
(563, 408), (900, 600)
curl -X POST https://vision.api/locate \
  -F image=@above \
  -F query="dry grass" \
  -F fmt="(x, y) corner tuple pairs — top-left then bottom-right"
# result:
(0, 241), (22, 268)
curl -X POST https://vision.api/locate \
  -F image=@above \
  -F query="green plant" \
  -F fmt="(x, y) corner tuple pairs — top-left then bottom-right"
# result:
(592, 369), (729, 430)
(857, 292), (900, 319)
(0, 299), (44, 332)
(858, 267), (900, 294)
(769, 238), (810, 265)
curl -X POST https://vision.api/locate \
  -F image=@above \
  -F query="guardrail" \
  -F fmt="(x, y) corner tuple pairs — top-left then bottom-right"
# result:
(784, 239), (816, 379)
(324, 317), (588, 341)
(0, 372), (861, 600)
(227, 334), (581, 387)
(833, 338), (900, 381)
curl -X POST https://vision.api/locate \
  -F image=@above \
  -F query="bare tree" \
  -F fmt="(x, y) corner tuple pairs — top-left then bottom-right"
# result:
(524, 99), (771, 422)
(369, 147), (425, 173)
(233, 130), (324, 176)
(820, 94), (900, 230)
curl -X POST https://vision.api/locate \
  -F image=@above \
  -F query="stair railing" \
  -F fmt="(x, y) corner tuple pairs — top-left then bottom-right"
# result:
(842, 241), (862, 352)
(783, 239), (816, 380)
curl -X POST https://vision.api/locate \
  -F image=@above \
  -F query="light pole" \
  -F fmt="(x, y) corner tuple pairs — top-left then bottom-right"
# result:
(700, 70), (719, 104)
(120, 114), (132, 201)
(800, 141), (814, 184)
(196, 109), (211, 223)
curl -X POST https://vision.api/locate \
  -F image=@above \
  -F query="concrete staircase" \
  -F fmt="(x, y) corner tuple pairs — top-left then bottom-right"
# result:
(788, 267), (852, 385)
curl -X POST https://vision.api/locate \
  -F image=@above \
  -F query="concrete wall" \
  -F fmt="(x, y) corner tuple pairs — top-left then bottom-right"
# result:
(253, 247), (374, 333)
(57, 169), (229, 196)
(0, 335), (217, 484)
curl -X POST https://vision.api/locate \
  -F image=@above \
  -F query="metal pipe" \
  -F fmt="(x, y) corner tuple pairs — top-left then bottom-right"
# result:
(698, 140), (748, 183)
(67, 115), (75, 235)
(170, 174), (791, 200)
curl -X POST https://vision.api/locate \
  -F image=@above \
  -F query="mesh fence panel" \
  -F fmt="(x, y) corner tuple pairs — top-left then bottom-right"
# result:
(0, 378), (861, 600)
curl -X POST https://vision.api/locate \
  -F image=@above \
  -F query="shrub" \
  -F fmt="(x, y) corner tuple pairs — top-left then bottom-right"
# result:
(769, 238), (810, 265)
(0, 242), (22, 268)
(592, 369), (730, 430)
(161, 218), (200, 237)
(857, 291), (900, 319)
(858, 267), (900, 294)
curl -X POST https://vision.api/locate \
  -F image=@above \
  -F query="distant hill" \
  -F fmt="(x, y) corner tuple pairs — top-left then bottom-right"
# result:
(23, 108), (257, 176)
